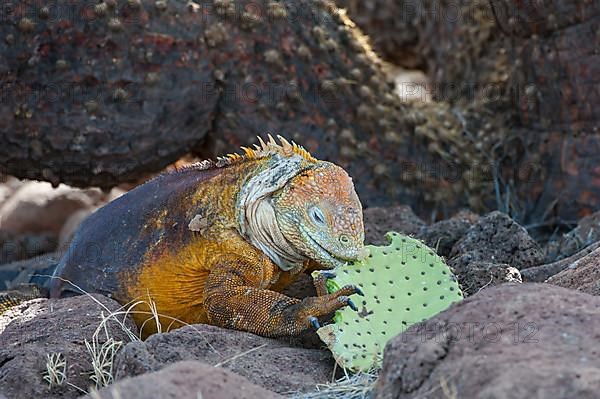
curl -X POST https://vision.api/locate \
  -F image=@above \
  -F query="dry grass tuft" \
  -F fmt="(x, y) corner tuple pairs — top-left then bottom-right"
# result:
(43, 353), (67, 388)
(292, 368), (379, 399)
(43, 352), (88, 394)
(85, 315), (124, 389)
(34, 275), (221, 394)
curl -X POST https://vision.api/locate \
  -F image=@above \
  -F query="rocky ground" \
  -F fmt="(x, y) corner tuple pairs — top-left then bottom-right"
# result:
(0, 0), (597, 397)
(1, 180), (600, 398)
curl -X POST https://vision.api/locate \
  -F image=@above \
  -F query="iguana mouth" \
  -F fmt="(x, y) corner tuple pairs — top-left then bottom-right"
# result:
(300, 227), (349, 269)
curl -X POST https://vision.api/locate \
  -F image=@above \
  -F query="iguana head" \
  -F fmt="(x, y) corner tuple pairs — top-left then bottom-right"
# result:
(236, 135), (365, 270)
(272, 163), (365, 269)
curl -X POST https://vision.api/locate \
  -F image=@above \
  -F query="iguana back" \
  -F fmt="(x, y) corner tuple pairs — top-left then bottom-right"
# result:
(47, 136), (365, 337)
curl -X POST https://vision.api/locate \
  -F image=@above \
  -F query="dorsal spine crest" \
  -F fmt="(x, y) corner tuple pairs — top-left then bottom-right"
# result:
(177, 134), (317, 174)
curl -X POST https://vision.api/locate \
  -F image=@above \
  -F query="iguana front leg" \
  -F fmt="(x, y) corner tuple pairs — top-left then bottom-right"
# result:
(203, 256), (361, 337)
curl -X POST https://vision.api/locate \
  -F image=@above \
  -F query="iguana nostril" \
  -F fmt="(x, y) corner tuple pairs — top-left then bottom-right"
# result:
(339, 234), (350, 245)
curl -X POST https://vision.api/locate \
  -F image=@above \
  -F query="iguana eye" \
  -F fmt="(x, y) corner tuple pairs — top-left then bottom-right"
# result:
(309, 207), (326, 226)
(339, 234), (350, 245)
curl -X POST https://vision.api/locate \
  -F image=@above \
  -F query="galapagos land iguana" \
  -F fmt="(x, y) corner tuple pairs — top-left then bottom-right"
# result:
(40, 135), (365, 337)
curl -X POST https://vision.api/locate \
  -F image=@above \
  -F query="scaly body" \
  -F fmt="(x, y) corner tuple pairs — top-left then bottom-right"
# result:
(49, 136), (365, 337)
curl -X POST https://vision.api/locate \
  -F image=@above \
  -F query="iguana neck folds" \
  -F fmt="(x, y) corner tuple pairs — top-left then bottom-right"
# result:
(236, 154), (313, 271)
(246, 199), (306, 271)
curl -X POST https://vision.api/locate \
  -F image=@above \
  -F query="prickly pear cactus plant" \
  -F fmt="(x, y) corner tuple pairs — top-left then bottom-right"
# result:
(315, 232), (463, 371)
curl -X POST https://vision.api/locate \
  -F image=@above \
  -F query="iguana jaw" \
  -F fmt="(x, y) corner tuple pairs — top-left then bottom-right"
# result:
(299, 226), (349, 269)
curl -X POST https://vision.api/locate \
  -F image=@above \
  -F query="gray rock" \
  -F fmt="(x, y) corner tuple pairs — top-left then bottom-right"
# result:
(0, 231), (57, 266)
(375, 283), (600, 399)
(0, 252), (60, 290)
(114, 323), (333, 395)
(449, 211), (544, 272)
(548, 247), (600, 296)
(0, 294), (138, 399)
(522, 241), (600, 283)
(457, 261), (522, 296)
(364, 206), (425, 245)
(545, 211), (600, 262)
(81, 361), (282, 399)
(417, 210), (479, 257)
(0, 181), (103, 235)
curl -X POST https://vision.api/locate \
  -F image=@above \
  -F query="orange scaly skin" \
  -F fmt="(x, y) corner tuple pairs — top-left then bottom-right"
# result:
(49, 136), (365, 337)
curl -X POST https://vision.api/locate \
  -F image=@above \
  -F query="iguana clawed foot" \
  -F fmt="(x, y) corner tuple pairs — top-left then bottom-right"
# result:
(309, 316), (321, 329)
(313, 270), (364, 297)
(306, 271), (363, 330)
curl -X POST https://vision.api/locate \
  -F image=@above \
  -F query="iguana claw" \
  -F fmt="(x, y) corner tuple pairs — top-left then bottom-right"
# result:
(347, 298), (358, 311)
(321, 271), (337, 279)
(355, 286), (364, 296)
(309, 316), (321, 329)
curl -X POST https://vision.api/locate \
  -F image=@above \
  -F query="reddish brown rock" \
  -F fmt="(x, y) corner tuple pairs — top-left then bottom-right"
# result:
(0, 294), (138, 399)
(375, 283), (600, 399)
(547, 247), (600, 296)
(490, 0), (600, 221)
(0, 0), (493, 218)
(83, 361), (282, 399)
(522, 241), (600, 283)
(1, 0), (598, 224)
(340, 0), (600, 223)
(334, 0), (425, 69)
(0, 0), (217, 189)
(114, 323), (333, 395)
(338, 0), (509, 105)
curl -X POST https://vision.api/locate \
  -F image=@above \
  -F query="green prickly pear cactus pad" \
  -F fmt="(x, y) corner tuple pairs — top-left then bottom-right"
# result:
(314, 232), (463, 371)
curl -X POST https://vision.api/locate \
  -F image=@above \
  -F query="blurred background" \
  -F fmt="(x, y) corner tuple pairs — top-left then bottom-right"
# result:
(1, 0), (598, 286)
